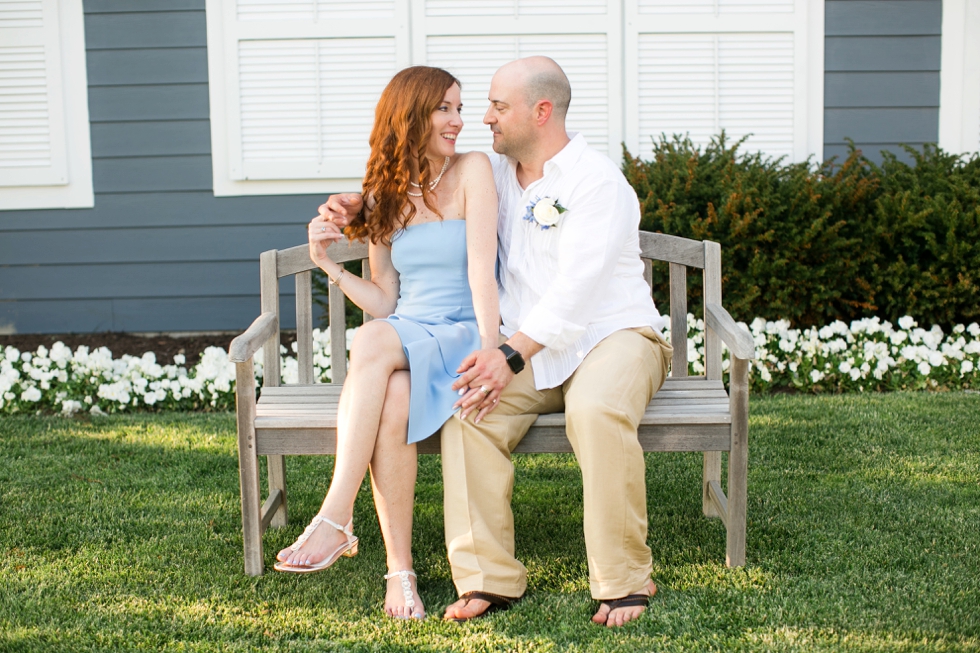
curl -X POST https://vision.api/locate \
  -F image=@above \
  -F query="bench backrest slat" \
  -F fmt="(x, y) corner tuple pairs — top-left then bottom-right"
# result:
(295, 270), (314, 384)
(703, 241), (723, 381)
(260, 231), (722, 388)
(260, 250), (281, 387)
(669, 262), (688, 376)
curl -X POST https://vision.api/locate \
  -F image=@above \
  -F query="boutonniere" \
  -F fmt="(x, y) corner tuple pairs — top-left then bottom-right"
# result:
(523, 197), (567, 230)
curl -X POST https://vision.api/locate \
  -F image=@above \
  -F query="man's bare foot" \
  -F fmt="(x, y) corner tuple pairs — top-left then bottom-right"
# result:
(443, 596), (491, 621)
(443, 592), (520, 622)
(384, 570), (425, 619)
(592, 580), (657, 628)
(275, 514), (352, 568)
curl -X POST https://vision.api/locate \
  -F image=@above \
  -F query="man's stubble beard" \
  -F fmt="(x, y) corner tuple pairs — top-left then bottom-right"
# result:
(491, 126), (536, 163)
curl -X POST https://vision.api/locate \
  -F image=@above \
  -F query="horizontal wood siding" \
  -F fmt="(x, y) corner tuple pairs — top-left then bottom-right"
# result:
(824, 0), (942, 164)
(0, 1), (323, 335)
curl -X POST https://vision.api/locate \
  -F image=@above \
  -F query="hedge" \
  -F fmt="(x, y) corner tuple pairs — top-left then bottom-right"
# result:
(623, 135), (980, 329)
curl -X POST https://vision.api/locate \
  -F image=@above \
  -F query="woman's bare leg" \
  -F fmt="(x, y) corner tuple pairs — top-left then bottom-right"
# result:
(277, 321), (408, 567)
(368, 371), (424, 618)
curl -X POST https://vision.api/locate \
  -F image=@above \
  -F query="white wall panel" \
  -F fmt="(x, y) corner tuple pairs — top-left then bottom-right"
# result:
(426, 0), (605, 16)
(427, 34), (610, 155)
(237, 0), (394, 21)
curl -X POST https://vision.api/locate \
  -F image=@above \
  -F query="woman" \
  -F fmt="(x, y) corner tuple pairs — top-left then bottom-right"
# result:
(273, 67), (500, 621)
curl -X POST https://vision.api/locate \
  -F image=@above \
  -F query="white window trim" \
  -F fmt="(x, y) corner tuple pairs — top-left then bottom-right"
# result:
(0, 0), (93, 211)
(623, 0), (823, 164)
(939, 0), (980, 155)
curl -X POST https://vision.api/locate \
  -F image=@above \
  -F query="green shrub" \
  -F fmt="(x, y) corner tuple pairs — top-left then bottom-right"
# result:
(624, 135), (980, 329)
(870, 145), (980, 327)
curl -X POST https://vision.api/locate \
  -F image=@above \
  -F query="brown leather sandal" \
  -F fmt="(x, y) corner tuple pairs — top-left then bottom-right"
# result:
(448, 591), (522, 622)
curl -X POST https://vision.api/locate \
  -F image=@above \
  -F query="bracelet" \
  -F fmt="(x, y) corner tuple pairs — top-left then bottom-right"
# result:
(329, 269), (347, 286)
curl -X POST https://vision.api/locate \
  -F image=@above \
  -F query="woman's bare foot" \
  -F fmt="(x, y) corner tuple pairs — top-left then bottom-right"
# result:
(276, 514), (352, 568)
(592, 580), (657, 627)
(384, 570), (425, 619)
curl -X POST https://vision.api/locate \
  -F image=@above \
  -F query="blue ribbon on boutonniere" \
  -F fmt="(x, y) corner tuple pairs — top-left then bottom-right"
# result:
(523, 196), (567, 230)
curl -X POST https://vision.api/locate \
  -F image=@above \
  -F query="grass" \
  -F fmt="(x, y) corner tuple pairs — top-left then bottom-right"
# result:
(1, 393), (978, 652)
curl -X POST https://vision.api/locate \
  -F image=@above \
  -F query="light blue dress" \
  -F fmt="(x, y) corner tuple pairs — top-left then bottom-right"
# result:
(381, 219), (482, 444)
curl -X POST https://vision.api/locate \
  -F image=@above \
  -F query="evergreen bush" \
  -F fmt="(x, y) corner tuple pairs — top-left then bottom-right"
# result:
(624, 135), (980, 328)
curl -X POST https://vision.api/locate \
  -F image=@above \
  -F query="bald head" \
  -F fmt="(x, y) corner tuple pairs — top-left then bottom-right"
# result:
(496, 56), (571, 122)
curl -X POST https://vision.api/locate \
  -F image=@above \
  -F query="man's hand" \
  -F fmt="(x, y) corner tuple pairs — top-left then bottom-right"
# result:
(452, 347), (514, 422)
(321, 193), (364, 229)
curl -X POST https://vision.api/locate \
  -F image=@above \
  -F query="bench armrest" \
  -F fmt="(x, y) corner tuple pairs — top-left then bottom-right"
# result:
(705, 303), (755, 360)
(229, 312), (279, 364)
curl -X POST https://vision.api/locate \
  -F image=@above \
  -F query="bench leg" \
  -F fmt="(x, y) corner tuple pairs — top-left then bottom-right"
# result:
(266, 455), (288, 528)
(726, 357), (749, 567)
(702, 451), (722, 517)
(235, 361), (264, 576)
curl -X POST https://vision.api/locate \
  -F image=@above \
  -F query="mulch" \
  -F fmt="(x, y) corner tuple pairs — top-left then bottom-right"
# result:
(0, 332), (298, 366)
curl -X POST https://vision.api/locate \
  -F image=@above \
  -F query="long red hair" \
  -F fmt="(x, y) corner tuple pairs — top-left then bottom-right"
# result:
(347, 66), (461, 245)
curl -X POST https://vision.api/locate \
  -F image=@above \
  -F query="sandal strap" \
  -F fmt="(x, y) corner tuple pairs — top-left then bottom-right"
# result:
(599, 593), (650, 610)
(384, 569), (418, 610)
(289, 515), (354, 551)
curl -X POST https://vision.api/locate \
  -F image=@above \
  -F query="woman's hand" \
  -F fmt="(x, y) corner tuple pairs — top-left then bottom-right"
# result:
(308, 215), (345, 263)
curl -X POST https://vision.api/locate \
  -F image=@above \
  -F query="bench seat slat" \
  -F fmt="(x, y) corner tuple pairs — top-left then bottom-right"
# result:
(255, 423), (732, 456)
(254, 410), (731, 430)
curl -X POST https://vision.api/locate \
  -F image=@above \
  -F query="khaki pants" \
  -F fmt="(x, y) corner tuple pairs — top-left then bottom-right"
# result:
(441, 327), (672, 600)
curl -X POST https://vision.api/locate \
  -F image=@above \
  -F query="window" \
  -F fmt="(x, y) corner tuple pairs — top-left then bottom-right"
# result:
(625, 0), (824, 162)
(205, 0), (823, 196)
(938, 0), (980, 155)
(0, 0), (93, 210)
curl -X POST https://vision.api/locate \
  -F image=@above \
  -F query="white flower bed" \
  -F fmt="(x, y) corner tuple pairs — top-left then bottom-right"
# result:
(2, 317), (978, 415)
(674, 314), (980, 393)
(0, 328), (354, 415)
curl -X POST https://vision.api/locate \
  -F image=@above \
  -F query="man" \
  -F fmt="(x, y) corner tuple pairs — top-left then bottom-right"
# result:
(323, 57), (671, 627)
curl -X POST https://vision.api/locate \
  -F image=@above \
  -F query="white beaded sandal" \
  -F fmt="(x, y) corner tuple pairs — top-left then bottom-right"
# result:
(273, 515), (358, 573)
(384, 569), (425, 619)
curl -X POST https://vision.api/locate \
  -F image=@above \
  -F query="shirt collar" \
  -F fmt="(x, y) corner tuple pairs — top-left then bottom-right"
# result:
(502, 131), (587, 182)
(544, 132), (587, 176)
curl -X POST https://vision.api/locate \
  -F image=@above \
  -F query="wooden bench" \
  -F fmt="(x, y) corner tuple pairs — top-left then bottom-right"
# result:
(229, 231), (756, 576)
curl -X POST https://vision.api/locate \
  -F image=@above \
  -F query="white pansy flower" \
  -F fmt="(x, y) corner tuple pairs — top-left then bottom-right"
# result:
(917, 361), (931, 376)
(898, 316), (916, 330)
(21, 386), (42, 402)
(967, 323), (980, 337)
(962, 360), (975, 375)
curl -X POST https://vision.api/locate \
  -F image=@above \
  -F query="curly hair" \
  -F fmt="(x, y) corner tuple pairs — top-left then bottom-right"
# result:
(346, 66), (461, 245)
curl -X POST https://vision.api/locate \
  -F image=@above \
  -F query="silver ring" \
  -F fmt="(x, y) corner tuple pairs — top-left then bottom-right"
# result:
(320, 226), (326, 232)
(480, 385), (491, 396)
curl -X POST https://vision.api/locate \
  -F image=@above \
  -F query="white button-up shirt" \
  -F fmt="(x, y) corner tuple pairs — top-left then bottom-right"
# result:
(492, 133), (666, 390)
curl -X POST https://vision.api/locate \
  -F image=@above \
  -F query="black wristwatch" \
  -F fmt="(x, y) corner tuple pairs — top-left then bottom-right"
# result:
(498, 343), (526, 374)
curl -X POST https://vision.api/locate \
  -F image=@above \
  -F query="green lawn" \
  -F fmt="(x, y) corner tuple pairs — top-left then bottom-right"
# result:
(1, 394), (978, 652)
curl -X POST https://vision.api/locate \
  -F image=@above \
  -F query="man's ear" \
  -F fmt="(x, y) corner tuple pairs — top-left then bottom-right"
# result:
(534, 100), (554, 126)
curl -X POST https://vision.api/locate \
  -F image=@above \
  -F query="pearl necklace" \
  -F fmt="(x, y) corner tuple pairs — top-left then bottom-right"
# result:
(407, 156), (450, 197)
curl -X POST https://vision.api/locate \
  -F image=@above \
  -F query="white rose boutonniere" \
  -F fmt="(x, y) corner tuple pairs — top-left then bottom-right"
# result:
(524, 196), (567, 230)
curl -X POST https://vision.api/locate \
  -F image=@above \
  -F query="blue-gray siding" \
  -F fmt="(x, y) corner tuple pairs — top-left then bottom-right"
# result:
(0, 0), (320, 334)
(0, 0), (949, 334)
(824, 0), (942, 164)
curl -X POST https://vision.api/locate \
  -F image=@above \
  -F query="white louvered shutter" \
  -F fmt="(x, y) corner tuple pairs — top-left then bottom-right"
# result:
(626, 0), (820, 163)
(213, 0), (407, 181)
(417, 0), (621, 156)
(0, 0), (68, 187)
